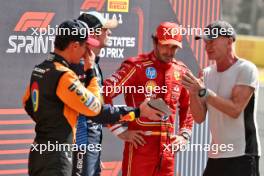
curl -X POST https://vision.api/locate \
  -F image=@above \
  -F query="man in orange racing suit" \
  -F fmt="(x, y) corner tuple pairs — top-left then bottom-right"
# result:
(22, 19), (163, 176)
(104, 22), (194, 176)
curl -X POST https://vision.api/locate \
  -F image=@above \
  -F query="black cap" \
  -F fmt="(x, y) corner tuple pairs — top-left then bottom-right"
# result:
(195, 20), (236, 41)
(56, 19), (99, 47)
(78, 11), (118, 29)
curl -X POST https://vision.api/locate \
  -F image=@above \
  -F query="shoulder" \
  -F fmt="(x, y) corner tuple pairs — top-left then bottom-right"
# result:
(53, 62), (78, 80)
(54, 62), (72, 72)
(172, 59), (189, 70)
(203, 64), (215, 73)
(123, 53), (153, 67)
(237, 59), (258, 72)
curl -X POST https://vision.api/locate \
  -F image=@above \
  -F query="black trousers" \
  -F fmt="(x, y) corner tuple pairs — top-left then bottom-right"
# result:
(203, 155), (259, 176)
(28, 147), (72, 176)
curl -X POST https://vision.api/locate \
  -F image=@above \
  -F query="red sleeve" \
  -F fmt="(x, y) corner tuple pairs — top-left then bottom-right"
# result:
(103, 59), (137, 104)
(178, 87), (193, 136)
(103, 59), (137, 135)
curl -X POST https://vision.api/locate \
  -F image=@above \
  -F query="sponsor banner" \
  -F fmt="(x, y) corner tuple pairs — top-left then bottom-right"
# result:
(107, 0), (129, 12)
(79, 9), (139, 61)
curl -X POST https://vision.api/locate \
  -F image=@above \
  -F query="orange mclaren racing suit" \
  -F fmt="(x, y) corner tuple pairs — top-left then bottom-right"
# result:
(22, 53), (141, 176)
(104, 51), (193, 176)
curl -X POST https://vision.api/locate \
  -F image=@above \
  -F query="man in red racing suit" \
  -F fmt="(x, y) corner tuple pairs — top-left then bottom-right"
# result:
(103, 22), (194, 176)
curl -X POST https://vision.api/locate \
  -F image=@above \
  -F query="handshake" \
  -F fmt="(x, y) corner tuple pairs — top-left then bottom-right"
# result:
(139, 98), (172, 121)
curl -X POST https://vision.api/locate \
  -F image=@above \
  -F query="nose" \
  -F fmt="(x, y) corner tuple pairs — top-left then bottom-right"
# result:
(168, 48), (174, 56)
(167, 46), (178, 56)
(107, 29), (112, 36)
(205, 41), (213, 50)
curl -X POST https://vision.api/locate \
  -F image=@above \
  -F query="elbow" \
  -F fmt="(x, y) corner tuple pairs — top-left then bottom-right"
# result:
(192, 114), (206, 124)
(228, 106), (243, 119)
(94, 102), (102, 116)
(229, 110), (241, 119)
(194, 118), (205, 124)
(193, 114), (206, 124)
(88, 99), (102, 116)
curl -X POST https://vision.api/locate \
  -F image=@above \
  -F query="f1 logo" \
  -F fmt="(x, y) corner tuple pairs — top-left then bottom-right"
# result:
(80, 0), (105, 10)
(14, 12), (55, 32)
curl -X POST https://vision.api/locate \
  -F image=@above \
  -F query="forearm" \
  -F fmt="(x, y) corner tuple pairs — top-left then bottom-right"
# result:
(88, 105), (140, 124)
(108, 124), (127, 136)
(190, 94), (207, 123)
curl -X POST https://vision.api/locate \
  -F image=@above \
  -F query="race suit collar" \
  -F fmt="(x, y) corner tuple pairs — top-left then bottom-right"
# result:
(95, 56), (100, 64)
(49, 52), (70, 68)
(150, 51), (173, 69)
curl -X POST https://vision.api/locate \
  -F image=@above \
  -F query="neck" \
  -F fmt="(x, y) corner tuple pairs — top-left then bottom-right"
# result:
(54, 49), (71, 63)
(216, 52), (238, 72)
(153, 50), (163, 62)
(91, 47), (101, 56)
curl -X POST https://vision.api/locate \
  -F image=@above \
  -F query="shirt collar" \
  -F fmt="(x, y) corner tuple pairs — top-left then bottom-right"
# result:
(49, 52), (70, 68)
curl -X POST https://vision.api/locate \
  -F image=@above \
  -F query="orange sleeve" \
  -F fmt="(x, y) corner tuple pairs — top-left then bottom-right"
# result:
(87, 77), (103, 103)
(56, 71), (102, 116)
(22, 85), (30, 107)
(103, 60), (137, 103)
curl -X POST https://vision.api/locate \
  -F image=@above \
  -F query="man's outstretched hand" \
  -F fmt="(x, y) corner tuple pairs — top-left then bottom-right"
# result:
(139, 98), (164, 121)
(118, 130), (146, 149)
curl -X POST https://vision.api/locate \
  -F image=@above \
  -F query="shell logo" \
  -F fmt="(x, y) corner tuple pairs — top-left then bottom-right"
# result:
(173, 71), (181, 80)
(145, 80), (157, 93)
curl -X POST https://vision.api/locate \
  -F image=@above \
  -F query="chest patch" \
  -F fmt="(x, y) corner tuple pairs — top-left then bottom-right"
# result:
(145, 67), (157, 79)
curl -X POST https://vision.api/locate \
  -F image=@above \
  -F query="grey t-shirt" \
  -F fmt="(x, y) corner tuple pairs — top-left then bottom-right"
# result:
(203, 59), (261, 158)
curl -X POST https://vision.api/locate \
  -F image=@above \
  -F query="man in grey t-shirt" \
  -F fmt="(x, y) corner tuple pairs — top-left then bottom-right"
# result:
(182, 20), (261, 176)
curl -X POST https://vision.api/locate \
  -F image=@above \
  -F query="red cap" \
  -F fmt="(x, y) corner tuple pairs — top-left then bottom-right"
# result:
(155, 22), (182, 48)
(86, 37), (100, 47)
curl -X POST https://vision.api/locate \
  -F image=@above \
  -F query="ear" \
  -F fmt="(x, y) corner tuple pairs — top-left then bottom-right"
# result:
(152, 38), (157, 48)
(93, 34), (100, 40)
(71, 41), (80, 49)
(227, 37), (233, 45)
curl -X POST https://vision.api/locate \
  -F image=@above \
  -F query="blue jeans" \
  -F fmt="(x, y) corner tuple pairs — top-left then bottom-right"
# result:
(72, 116), (102, 176)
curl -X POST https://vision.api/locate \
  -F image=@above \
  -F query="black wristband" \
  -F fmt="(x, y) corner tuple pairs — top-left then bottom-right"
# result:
(181, 132), (191, 141)
(198, 88), (208, 98)
(84, 68), (96, 87)
(134, 107), (140, 118)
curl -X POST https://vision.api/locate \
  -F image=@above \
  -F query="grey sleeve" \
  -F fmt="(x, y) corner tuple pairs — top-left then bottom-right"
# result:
(236, 61), (259, 89)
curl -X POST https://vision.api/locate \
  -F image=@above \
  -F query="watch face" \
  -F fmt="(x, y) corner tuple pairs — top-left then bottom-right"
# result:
(199, 89), (206, 97)
(182, 133), (190, 140)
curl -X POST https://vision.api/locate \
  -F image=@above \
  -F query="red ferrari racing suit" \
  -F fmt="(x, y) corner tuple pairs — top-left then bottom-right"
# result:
(104, 51), (193, 176)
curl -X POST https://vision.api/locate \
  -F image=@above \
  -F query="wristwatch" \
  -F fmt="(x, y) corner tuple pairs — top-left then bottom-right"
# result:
(198, 88), (208, 98)
(181, 132), (191, 141)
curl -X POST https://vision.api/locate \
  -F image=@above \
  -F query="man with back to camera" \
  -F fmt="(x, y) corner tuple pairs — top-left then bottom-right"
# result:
(70, 11), (120, 176)
(103, 22), (194, 176)
(22, 19), (164, 176)
(72, 11), (170, 176)
(182, 20), (261, 176)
